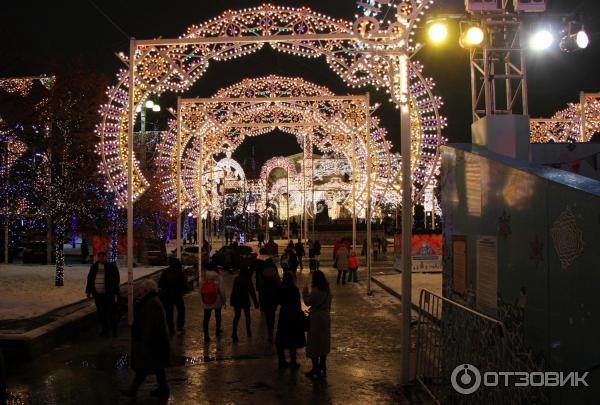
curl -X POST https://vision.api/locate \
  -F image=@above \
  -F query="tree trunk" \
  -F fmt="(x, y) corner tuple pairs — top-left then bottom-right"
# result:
(46, 217), (53, 265)
(55, 222), (65, 287)
(109, 202), (118, 262)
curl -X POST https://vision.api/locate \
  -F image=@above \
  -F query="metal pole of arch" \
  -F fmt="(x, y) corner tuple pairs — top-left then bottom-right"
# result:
(210, 159), (214, 247)
(311, 157), (315, 241)
(366, 94), (372, 296)
(286, 170), (290, 242)
(265, 184), (269, 241)
(352, 134), (357, 252)
(303, 133), (308, 244)
(197, 136), (203, 279)
(176, 97), (182, 260)
(399, 54), (413, 385)
(126, 38), (136, 325)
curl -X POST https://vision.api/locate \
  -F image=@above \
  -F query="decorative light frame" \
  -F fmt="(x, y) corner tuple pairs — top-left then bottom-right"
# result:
(95, 4), (446, 208)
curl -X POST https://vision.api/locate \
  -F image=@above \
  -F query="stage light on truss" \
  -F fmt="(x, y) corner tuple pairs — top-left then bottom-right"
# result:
(465, 26), (485, 46)
(559, 22), (590, 53)
(427, 22), (449, 44)
(459, 24), (485, 48)
(530, 29), (554, 51)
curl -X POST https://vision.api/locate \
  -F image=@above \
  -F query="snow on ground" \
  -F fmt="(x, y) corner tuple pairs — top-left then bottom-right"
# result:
(373, 272), (442, 307)
(0, 264), (162, 320)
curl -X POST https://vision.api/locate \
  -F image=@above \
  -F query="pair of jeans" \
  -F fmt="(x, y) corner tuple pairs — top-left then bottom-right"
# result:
(203, 308), (222, 336)
(162, 294), (185, 334)
(130, 368), (168, 392)
(264, 308), (276, 339)
(347, 268), (358, 282)
(336, 270), (348, 285)
(232, 306), (251, 338)
(310, 355), (327, 374)
(278, 346), (297, 365)
(94, 293), (118, 334)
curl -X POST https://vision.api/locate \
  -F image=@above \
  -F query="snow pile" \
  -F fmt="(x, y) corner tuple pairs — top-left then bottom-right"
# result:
(0, 264), (160, 320)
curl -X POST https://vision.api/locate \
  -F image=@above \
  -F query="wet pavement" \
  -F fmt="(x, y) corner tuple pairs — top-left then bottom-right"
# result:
(6, 264), (419, 405)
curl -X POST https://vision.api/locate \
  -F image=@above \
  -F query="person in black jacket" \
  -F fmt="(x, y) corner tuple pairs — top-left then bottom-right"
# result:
(252, 248), (281, 342)
(86, 251), (120, 337)
(312, 240), (322, 270)
(121, 279), (170, 398)
(294, 239), (305, 271)
(158, 257), (188, 335)
(275, 271), (306, 369)
(230, 268), (259, 342)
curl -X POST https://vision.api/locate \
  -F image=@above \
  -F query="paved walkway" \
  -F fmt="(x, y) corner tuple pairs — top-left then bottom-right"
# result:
(6, 265), (422, 404)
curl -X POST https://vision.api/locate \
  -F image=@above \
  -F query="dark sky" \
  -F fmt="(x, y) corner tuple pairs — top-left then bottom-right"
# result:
(2, 0), (600, 162)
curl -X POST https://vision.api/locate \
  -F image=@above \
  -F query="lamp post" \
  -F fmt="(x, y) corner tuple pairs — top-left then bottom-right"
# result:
(137, 99), (161, 171)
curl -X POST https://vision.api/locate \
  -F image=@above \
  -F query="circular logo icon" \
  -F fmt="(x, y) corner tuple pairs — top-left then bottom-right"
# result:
(451, 364), (481, 395)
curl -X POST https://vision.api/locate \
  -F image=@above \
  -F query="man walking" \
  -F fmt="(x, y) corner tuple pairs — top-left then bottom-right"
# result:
(86, 251), (120, 337)
(294, 239), (305, 272)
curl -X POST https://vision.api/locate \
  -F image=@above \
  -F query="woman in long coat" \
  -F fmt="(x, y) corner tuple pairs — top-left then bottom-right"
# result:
(122, 279), (171, 398)
(302, 270), (331, 378)
(275, 271), (306, 368)
(230, 268), (259, 341)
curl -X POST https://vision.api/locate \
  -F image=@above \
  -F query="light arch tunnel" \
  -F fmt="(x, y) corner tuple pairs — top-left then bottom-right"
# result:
(95, 4), (447, 214)
(156, 75), (416, 220)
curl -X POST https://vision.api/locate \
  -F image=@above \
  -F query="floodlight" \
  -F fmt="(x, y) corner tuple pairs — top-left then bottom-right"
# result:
(530, 29), (554, 51)
(152, 104), (161, 112)
(459, 24), (485, 48)
(560, 24), (590, 52)
(464, 26), (485, 46)
(145, 100), (155, 109)
(428, 22), (449, 44)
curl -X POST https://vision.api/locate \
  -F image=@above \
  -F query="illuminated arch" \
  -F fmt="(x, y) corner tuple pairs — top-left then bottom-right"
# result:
(158, 76), (401, 217)
(96, 4), (446, 208)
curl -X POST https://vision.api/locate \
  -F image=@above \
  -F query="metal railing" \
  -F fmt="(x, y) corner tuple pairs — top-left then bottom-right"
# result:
(415, 289), (548, 404)
(415, 289), (508, 404)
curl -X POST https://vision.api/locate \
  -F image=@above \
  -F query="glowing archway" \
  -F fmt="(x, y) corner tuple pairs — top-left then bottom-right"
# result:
(158, 75), (401, 217)
(96, 4), (446, 208)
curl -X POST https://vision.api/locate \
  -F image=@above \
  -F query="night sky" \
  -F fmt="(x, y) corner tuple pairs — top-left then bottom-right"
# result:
(2, 0), (600, 165)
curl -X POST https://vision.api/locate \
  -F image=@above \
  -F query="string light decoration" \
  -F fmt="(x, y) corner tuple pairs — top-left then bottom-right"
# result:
(96, 3), (446, 208)
(0, 75), (55, 96)
(156, 75), (414, 218)
(531, 95), (600, 143)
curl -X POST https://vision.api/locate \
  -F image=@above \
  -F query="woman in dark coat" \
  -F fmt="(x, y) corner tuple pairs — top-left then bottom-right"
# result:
(230, 268), (259, 341)
(122, 279), (171, 398)
(253, 249), (281, 341)
(302, 270), (332, 378)
(158, 257), (188, 334)
(275, 272), (306, 368)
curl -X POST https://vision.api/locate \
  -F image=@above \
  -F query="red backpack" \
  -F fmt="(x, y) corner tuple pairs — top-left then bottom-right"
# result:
(201, 278), (218, 305)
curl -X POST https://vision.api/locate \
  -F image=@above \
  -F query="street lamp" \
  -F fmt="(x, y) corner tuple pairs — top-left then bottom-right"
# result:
(138, 98), (161, 133)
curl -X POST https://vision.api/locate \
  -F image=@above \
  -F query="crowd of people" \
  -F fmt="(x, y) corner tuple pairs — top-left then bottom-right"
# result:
(361, 236), (388, 261)
(85, 236), (339, 399)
